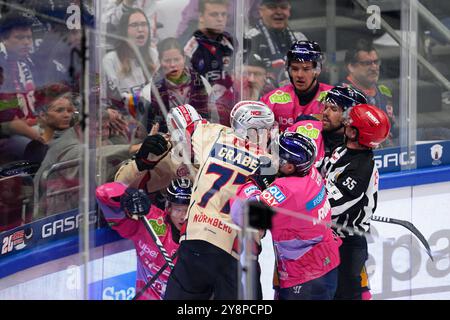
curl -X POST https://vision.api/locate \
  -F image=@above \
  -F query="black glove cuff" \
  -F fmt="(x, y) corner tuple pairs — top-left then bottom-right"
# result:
(248, 201), (275, 229)
(135, 156), (158, 171)
(247, 174), (276, 190)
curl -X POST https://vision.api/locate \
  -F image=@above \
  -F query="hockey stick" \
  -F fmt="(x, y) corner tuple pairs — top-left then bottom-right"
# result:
(133, 251), (178, 300)
(371, 215), (433, 261)
(140, 215), (176, 269)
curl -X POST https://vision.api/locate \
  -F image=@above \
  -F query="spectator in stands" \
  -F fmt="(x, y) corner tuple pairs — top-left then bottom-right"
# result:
(239, 52), (276, 101)
(103, 7), (158, 120)
(103, 0), (159, 49)
(33, 92), (83, 218)
(0, 12), (46, 163)
(35, 87), (76, 144)
(147, 37), (209, 133)
(245, 0), (307, 86)
(184, 0), (234, 125)
(176, 0), (260, 45)
(33, 93), (137, 217)
(342, 38), (398, 147)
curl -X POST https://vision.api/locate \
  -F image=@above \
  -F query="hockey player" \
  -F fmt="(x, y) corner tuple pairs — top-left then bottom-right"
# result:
(320, 85), (367, 157)
(321, 104), (390, 300)
(262, 40), (333, 131)
(164, 101), (275, 300)
(232, 131), (341, 300)
(96, 178), (193, 300)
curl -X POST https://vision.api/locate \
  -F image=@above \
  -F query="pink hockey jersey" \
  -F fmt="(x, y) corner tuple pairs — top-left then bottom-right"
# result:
(235, 167), (341, 288)
(287, 118), (325, 168)
(261, 83), (333, 131)
(96, 183), (179, 300)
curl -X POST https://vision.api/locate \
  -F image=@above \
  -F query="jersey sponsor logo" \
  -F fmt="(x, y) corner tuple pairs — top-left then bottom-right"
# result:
(269, 90), (292, 104)
(137, 240), (159, 259)
(261, 186), (286, 206)
(296, 123), (320, 140)
(306, 185), (326, 211)
(148, 217), (167, 236)
(244, 185), (259, 197)
(205, 70), (228, 82)
(278, 117), (294, 126)
(192, 213), (233, 234)
(211, 143), (259, 172)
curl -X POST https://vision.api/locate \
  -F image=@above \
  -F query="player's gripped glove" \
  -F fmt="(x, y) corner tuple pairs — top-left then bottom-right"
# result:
(246, 174), (276, 191)
(134, 134), (170, 171)
(120, 188), (152, 220)
(246, 156), (276, 190)
(248, 201), (275, 230)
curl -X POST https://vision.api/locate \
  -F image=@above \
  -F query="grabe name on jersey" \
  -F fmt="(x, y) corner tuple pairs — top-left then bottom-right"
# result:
(210, 143), (259, 172)
(261, 186), (286, 206)
(193, 213), (233, 234)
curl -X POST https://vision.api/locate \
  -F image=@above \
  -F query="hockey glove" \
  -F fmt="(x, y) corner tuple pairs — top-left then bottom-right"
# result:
(247, 156), (276, 190)
(135, 134), (170, 171)
(248, 201), (275, 230)
(247, 174), (276, 190)
(120, 188), (152, 220)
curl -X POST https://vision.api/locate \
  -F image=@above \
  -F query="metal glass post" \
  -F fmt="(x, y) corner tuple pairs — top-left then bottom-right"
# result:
(399, 0), (418, 171)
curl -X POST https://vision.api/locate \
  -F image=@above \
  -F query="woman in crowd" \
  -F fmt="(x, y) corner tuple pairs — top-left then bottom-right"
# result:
(103, 7), (158, 120)
(147, 37), (209, 132)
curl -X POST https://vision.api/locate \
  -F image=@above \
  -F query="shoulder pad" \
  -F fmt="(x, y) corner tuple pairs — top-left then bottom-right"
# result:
(378, 84), (392, 98)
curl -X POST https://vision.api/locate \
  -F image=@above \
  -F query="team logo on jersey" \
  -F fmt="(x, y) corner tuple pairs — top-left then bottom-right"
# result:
(296, 123), (320, 140)
(431, 144), (443, 166)
(149, 217), (167, 236)
(261, 186), (286, 206)
(176, 164), (191, 178)
(269, 90), (292, 104)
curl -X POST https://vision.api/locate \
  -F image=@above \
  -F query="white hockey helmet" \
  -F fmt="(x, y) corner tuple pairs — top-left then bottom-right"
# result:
(230, 101), (274, 134)
(167, 104), (203, 132)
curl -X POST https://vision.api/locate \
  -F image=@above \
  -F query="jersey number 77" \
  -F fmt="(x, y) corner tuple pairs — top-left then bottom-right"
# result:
(197, 163), (247, 214)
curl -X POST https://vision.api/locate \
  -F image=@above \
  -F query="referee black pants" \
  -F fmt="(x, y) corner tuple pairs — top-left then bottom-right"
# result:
(334, 234), (368, 300)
